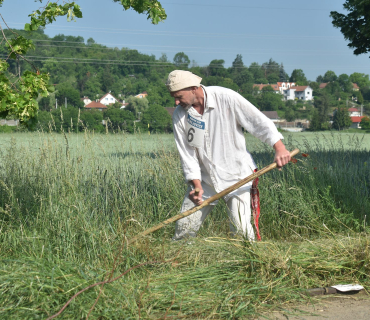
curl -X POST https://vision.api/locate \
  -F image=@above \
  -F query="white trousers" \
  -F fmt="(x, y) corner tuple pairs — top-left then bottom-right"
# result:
(173, 186), (255, 241)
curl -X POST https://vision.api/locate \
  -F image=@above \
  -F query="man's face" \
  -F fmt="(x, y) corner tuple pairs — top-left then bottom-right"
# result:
(171, 88), (195, 109)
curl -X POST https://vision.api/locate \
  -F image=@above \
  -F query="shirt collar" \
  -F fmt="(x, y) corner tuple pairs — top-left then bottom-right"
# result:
(200, 85), (214, 110)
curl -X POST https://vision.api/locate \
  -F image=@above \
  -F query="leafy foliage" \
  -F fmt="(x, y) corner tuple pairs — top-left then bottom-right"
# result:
(332, 107), (352, 130)
(331, 0), (370, 56)
(0, 0), (167, 126)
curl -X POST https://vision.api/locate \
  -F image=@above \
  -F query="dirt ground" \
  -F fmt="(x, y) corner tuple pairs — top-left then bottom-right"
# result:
(262, 290), (370, 320)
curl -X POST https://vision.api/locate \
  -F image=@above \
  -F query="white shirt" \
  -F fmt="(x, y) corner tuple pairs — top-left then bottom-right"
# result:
(172, 85), (284, 201)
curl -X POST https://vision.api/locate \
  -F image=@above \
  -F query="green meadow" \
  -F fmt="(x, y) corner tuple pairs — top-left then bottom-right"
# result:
(0, 131), (370, 319)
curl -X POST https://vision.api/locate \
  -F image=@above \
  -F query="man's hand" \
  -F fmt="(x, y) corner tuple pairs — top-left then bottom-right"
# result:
(273, 140), (291, 169)
(189, 179), (203, 205)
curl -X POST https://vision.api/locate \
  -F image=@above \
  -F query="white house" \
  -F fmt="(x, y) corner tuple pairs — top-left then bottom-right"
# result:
(348, 108), (361, 117)
(276, 82), (296, 94)
(99, 92), (120, 106)
(284, 86), (313, 101)
(81, 96), (92, 106)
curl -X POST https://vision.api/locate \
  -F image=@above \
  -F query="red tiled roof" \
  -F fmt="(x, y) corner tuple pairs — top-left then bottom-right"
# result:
(85, 101), (107, 109)
(319, 83), (328, 89)
(288, 86), (309, 92)
(262, 111), (279, 119)
(253, 84), (279, 91)
(165, 107), (176, 117)
(348, 108), (359, 112)
(277, 82), (295, 87)
(353, 83), (360, 89)
(351, 116), (365, 123)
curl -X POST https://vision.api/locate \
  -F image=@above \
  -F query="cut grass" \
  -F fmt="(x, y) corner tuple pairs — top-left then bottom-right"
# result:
(0, 131), (369, 318)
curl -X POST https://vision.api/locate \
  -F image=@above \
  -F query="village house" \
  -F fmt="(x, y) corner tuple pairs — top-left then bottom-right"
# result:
(351, 116), (365, 129)
(253, 84), (280, 93)
(348, 107), (361, 117)
(261, 111), (280, 125)
(284, 86), (313, 101)
(81, 96), (92, 106)
(99, 92), (121, 106)
(253, 82), (296, 94)
(84, 101), (107, 111)
(135, 91), (148, 99)
(276, 82), (296, 93)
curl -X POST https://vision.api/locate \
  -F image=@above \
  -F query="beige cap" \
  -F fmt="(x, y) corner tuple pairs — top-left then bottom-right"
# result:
(166, 70), (202, 92)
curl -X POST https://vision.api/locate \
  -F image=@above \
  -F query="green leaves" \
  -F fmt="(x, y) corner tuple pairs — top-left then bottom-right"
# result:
(5, 36), (35, 58)
(0, 69), (52, 125)
(330, 0), (370, 56)
(114, 0), (167, 24)
(25, 2), (83, 31)
(1, 0), (166, 126)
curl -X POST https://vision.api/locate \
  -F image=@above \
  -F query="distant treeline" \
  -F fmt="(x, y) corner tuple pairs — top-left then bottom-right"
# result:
(1, 28), (369, 132)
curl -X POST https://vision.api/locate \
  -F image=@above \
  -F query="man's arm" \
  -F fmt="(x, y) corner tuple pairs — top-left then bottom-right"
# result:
(173, 111), (204, 205)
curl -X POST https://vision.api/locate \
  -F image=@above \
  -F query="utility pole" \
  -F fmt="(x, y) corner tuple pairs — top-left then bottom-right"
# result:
(56, 98), (58, 109)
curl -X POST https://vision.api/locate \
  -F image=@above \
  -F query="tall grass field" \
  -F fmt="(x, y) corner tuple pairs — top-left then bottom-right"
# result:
(0, 131), (370, 319)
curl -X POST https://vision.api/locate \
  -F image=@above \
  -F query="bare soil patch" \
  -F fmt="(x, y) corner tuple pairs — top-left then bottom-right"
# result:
(262, 290), (370, 320)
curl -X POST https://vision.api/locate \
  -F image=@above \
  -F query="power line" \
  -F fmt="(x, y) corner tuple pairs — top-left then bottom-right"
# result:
(6, 22), (343, 40)
(23, 44), (356, 56)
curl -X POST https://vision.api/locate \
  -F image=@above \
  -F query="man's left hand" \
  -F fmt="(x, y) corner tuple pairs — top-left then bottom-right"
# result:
(273, 140), (291, 169)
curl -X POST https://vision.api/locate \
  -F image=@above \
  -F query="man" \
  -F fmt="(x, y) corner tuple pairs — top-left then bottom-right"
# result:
(167, 70), (291, 241)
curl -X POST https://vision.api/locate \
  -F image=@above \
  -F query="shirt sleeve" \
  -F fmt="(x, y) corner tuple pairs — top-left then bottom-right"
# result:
(172, 110), (202, 182)
(232, 92), (284, 147)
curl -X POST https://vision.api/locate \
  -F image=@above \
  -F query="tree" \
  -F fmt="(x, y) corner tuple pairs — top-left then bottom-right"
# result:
(208, 59), (227, 77)
(258, 86), (284, 111)
(104, 108), (135, 132)
(55, 83), (84, 108)
(310, 93), (331, 130)
(330, 0), (370, 57)
(125, 96), (149, 118)
(249, 62), (266, 83)
(360, 116), (370, 130)
(158, 53), (168, 63)
(323, 70), (338, 82)
(285, 108), (296, 122)
(141, 105), (172, 133)
(279, 63), (288, 82)
(262, 58), (280, 82)
(173, 52), (190, 68)
(233, 69), (254, 87)
(38, 96), (52, 111)
(338, 73), (353, 92)
(230, 54), (244, 75)
(332, 108), (352, 130)
(0, 0), (166, 126)
(289, 69), (307, 85)
(349, 72), (370, 88)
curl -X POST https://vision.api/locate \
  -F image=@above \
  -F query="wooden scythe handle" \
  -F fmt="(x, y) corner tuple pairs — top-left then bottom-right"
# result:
(128, 148), (300, 245)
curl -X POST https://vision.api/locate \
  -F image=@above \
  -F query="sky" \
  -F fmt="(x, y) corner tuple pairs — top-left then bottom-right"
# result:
(1, 0), (370, 81)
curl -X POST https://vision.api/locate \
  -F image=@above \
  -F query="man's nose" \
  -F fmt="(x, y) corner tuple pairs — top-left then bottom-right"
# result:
(175, 99), (180, 105)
